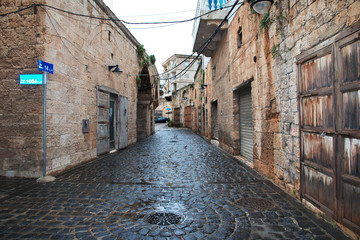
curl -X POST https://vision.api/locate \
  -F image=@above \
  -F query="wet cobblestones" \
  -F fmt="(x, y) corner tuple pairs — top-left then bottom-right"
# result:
(0, 125), (351, 239)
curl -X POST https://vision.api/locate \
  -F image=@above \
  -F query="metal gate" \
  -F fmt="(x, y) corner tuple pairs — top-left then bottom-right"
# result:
(117, 95), (128, 149)
(239, 87), (253, 162)
(184, 106), (192, 129)
(298, 24), (360, 234)
(97, 87), (128, 155)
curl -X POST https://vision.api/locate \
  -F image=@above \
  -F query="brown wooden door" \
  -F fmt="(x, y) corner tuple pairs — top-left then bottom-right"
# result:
(174, 108), (180, 127)
(298, 24), (360, 234)
(184, 106), (192, 128)
(335, 29), (360, 234)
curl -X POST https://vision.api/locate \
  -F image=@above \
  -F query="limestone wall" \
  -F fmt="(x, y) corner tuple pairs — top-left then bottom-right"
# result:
(203, 0), (360, 194)
(0, 0), (156, 177)
(0, 0), (46, 177)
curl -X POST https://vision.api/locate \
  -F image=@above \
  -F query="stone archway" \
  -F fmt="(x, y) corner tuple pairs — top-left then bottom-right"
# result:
(137, 67), (152, 139)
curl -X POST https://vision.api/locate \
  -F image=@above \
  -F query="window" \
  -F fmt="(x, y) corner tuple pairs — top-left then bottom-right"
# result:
(212, 65), (216, 81)
(237, 27), (243, 48)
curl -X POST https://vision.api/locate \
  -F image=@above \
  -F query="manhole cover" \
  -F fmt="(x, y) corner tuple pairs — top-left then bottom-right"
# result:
(236, 198), (275, 211)
(146, 212), (183, 225)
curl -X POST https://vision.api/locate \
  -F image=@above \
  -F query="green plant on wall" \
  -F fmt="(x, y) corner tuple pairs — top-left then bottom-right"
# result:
(270, 43), (280, 59)
(200, 69), (205, 85)
(136, 71), (142, 87)
(259, 13), (274, 31)
(149, 55), (156, 65)
(136, 44), (156, 67)
(136, 44), (146, 59)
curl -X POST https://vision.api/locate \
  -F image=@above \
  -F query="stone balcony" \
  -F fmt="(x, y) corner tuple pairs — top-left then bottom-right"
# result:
(192, 0), (235, 57)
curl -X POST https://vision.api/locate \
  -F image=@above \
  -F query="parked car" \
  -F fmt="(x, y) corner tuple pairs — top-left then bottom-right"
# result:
(155, 117), (170, 123)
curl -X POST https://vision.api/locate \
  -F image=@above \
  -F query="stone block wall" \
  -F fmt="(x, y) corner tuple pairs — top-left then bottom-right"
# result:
(0, 0), (46, 177)
(0, 0), (157, 177)
(202, 0), (359, 194)
(266, 0), (359, 193)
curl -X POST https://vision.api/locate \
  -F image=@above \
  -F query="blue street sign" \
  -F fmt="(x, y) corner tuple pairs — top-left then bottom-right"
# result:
(19, 74), (44, 85)
(38, 60), (54, 74)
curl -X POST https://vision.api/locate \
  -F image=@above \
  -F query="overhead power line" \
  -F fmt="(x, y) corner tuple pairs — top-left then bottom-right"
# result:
(159, 0), (242, 81)
(0, 2), (243, 80)
(0, 2), (242, 25)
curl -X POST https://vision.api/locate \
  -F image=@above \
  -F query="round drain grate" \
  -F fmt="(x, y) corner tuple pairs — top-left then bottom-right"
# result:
(236, 198), (275, 211)
(146, 212), (183, 225)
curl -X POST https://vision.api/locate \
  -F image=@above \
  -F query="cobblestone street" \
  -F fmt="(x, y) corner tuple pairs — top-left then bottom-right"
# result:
(0, 124), (350, 239)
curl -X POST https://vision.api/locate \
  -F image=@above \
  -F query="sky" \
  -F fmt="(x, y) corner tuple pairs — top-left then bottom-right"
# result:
(103, 0), (199, 73)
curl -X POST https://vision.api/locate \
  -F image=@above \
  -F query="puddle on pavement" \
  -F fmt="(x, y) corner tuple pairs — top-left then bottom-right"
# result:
(0, 193), (8, 199)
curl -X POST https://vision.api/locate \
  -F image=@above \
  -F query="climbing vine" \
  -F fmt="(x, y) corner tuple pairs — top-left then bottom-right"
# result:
(136, 44), (156, 87)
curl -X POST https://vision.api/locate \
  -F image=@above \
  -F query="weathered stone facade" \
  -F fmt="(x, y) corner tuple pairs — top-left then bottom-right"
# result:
(0, 0), (159, 177)
(190, 0), (359, 235)
(197, 0), (359, 193)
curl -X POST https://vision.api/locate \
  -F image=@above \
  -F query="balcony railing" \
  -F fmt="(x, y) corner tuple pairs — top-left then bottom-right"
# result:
(207, 0), (227, 10)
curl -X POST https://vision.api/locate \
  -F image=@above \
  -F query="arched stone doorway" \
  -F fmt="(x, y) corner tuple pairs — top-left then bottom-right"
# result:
(137, 67), (153, 140)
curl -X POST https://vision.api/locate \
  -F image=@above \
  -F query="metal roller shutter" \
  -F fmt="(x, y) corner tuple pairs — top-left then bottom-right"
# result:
(239, 87), (253, 162)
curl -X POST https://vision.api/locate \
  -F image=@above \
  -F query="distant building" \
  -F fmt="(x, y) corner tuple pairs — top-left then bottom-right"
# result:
(162, 54), (201, 100)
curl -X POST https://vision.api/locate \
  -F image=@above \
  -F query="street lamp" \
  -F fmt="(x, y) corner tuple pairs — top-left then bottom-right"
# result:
(108, 65), (123, 73)
(249, 0), (273, 15)
(199, 84), (207, 93)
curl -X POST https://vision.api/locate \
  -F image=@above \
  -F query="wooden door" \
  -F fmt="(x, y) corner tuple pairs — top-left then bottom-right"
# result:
(184, 106), (192, 128)
(298, 23), (360, 234)
(212, 101), (219, 139)
(336, 29), (360, 234)
(174, 108), (180, 127)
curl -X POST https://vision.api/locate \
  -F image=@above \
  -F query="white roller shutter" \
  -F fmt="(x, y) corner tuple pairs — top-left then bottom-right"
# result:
(239, 87), (253, 162)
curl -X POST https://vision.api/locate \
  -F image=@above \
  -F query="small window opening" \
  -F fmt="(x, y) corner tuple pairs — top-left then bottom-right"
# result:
(108, 31), (111, 41)
(212, 65), (216, 81)
(237, 27), (243, 48)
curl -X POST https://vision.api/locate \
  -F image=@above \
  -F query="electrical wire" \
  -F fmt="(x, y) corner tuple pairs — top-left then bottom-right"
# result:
(0, 3), (242, 25)
(0, 2), (244, 79)
(157, 2), (243, 78)
(159, 0), (242, 81)
(0, 4), (36, 17)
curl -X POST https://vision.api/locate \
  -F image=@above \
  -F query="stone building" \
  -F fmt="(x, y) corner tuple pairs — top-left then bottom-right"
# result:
(162, 54), (201, 99)
(191, 0), (360, 236)
(0, 0), (159, 177)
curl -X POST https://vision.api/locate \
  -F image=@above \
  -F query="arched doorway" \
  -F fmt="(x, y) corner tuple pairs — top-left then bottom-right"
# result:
(137, 67), (152, 139)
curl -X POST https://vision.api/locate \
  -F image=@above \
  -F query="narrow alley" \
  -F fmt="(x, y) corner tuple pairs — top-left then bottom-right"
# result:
(0, 124), (350, 239)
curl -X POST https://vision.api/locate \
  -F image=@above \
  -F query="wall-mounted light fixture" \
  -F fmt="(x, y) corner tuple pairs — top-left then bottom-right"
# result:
(108, 65), (123, 73)
(199, 84), (207, 93)
(249, 0), (273, 15)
